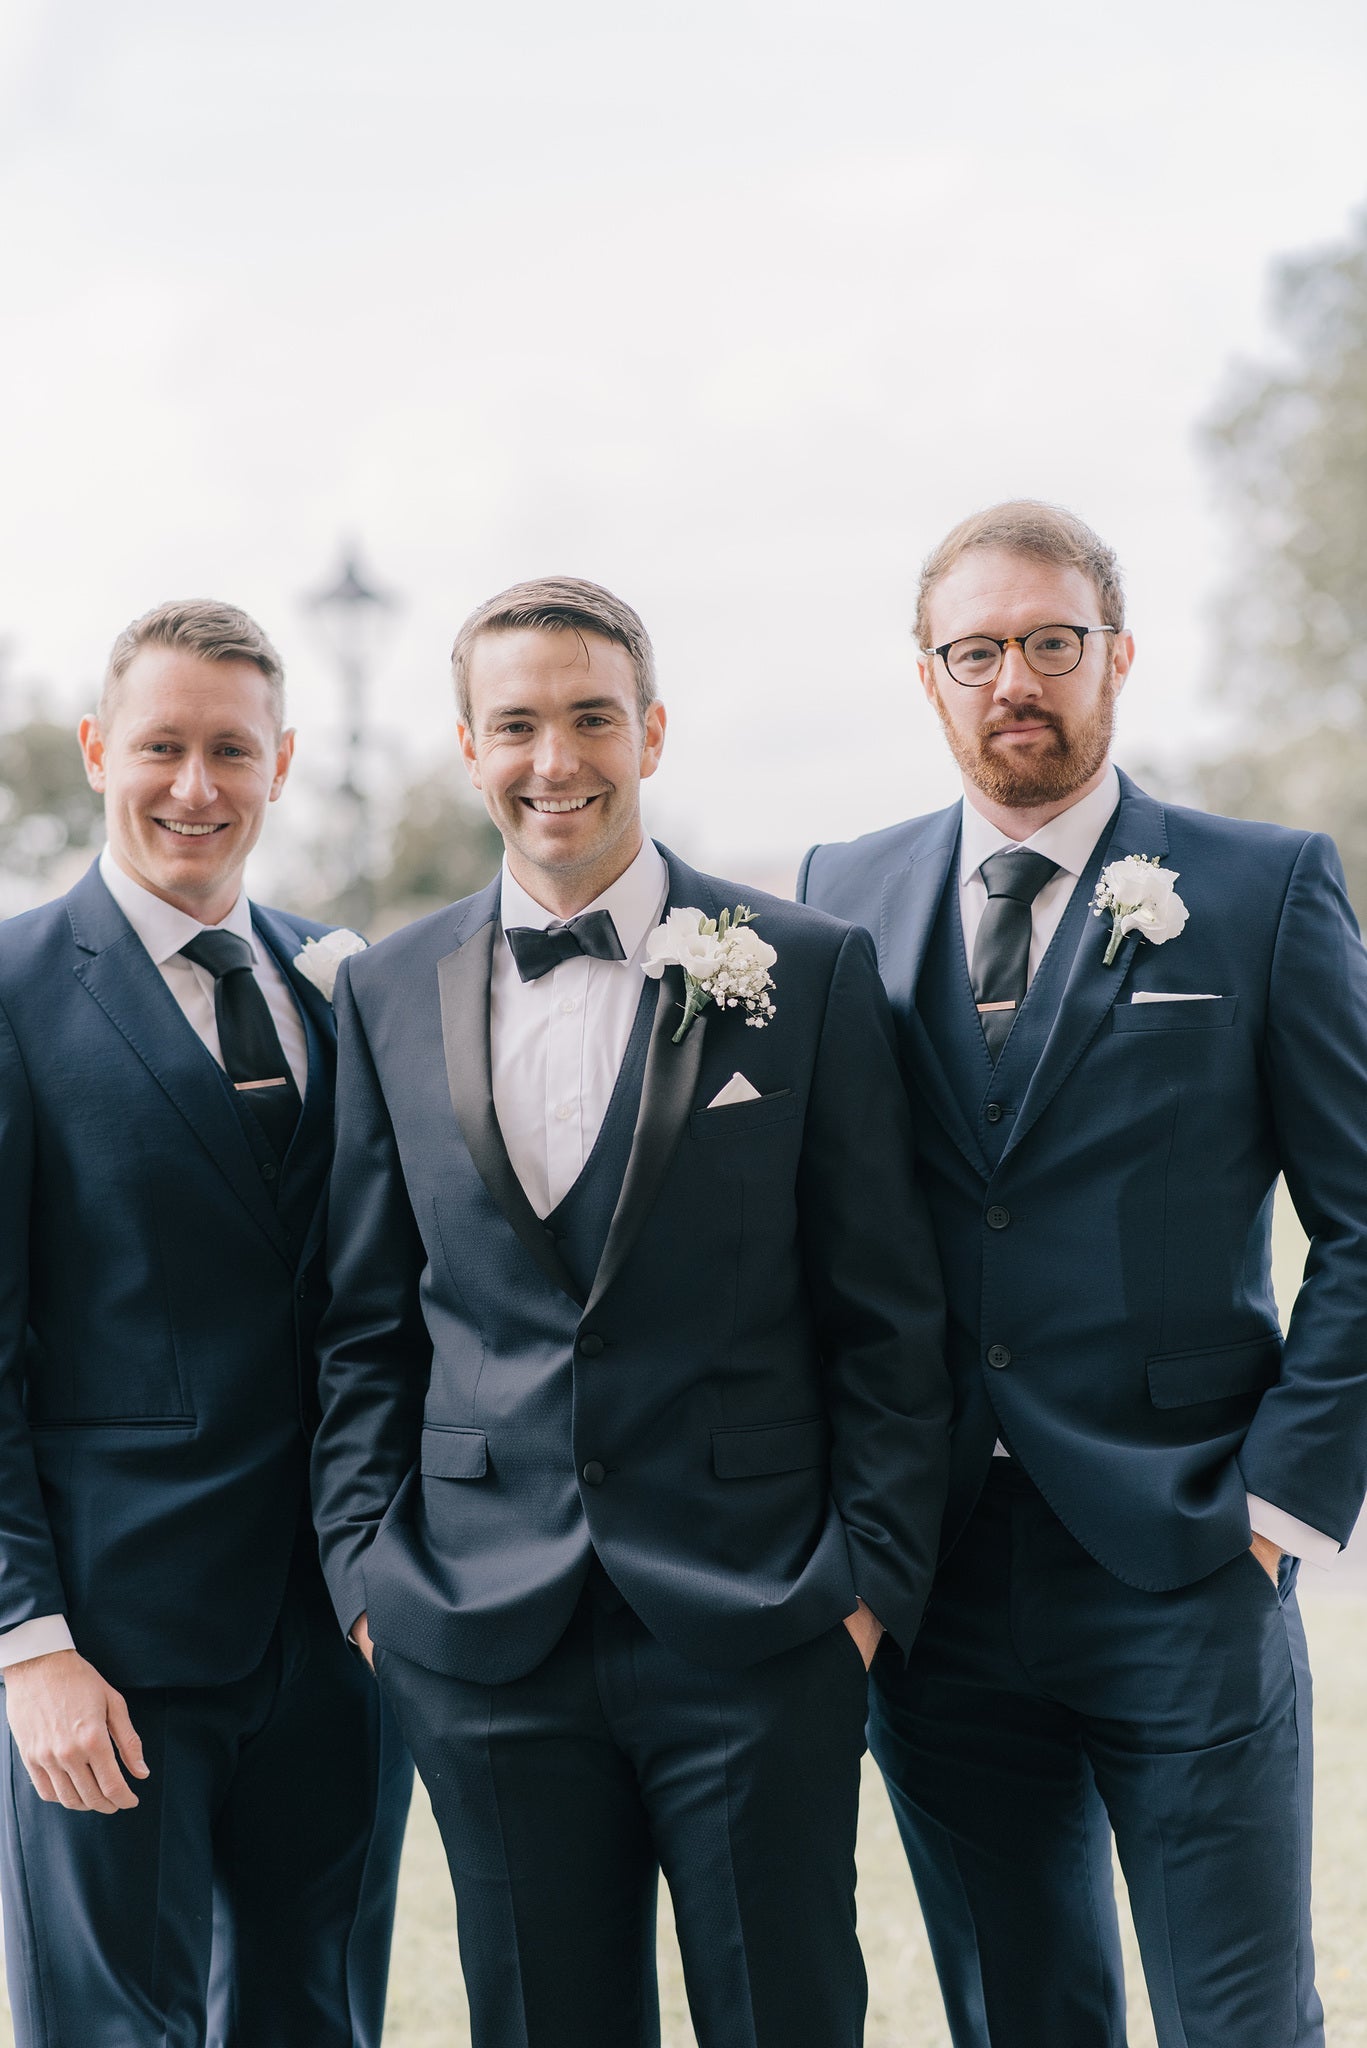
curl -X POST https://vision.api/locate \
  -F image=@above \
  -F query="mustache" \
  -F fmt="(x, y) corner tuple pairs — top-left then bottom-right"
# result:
(980, 709), (1067, 740)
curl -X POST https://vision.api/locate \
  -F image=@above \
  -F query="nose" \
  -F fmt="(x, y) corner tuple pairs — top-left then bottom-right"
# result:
(531, 725), (579, 783)
(991, 640), (1043, 708)
(170, 751), (218, 807)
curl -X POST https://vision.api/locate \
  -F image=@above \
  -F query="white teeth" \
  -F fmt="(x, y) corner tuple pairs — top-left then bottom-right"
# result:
(157, 821), (222, 836)
(528, 797), (592, 813)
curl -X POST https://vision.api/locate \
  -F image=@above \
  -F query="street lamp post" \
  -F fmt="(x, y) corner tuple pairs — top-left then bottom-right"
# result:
(305, 547), (398, 930)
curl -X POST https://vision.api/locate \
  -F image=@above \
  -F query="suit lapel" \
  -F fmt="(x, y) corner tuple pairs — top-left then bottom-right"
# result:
(68, 867), (292, 1260)
(1001, 774), (1169, 1163)
(436, 892), (586, 1304)
(879, 806), (990, 1176)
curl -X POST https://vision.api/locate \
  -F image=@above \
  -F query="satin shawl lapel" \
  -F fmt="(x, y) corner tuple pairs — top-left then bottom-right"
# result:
(252, 906), (337, 1261)
(67, 867), (291, 1260)
(582, 847), (712, 1320)
(436, 892), (585, 1305)
(1001, 774), (1169, 1164)
(878, 806), (989, 1177)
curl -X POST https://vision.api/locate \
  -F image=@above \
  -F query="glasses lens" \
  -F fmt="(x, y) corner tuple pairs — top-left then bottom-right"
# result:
(945, 637), (1001, 686)
(1023, 626), (1084, 675)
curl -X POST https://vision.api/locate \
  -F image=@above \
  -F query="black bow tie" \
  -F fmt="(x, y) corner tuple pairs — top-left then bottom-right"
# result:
(504, 909), (626, 983)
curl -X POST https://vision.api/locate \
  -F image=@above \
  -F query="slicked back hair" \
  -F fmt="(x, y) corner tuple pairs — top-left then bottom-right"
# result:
(451, 576), (657, 729)
(100, 600), (286, 730)
(915, 501), (1125, 652)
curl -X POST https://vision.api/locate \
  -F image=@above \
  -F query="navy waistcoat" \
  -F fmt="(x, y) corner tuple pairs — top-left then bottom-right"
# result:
(543, 977), (657, 1299)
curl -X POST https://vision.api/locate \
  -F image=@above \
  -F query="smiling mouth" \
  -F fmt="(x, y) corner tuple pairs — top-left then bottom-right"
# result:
(521, 795), (603, 814)
(154, 819), (229, 837)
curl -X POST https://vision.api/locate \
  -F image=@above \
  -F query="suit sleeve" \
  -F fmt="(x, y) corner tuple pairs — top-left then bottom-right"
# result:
(0, 996), (71, 1637)
(309, 961), (431, 1633)
(794, 845), (819, 905)
(1239, 832), (1367, 1544)
(798, 923), (951, 1655)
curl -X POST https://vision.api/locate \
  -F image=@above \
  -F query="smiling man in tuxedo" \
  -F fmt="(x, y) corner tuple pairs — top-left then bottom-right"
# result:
(310, 575), (951, 2048)
(0, 602), (410, 2047)
(799, 501), (1367, 2048)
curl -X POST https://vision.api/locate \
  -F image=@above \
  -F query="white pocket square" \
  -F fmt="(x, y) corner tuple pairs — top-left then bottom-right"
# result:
(1130, 992), (1222, 1004)
(707, 1072), (762, 1108)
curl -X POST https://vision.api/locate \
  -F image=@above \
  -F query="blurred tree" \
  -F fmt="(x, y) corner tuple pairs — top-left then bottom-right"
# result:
(0, 715), (102, 882)
(1195, 206), (1367, 902)
(302, 755), (501, 936)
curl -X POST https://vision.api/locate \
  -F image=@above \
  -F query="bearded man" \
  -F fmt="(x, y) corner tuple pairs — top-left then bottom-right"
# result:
(799, 501), (1367, 2048)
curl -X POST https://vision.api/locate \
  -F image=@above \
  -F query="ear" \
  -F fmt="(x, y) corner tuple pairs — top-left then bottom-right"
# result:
(1110, 630), (1135, 697)
(78, 714), (107, 794)
(638, 700), (667, 782)
(457, 720), (483, 793)
(916, 653), (937, 708)
(268, 728), (297, 802)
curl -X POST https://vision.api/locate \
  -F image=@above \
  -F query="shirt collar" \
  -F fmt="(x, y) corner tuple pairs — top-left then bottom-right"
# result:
(958, 764), (1121, 887)
(499, 837), (669, 965)
(99, 844), (260, 966)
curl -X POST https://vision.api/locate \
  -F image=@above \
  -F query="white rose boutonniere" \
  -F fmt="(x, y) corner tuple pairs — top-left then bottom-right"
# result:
(1091, 856), (1189, 967)
(642, 905), (777, 1043)
(293, 928), (367, 1001)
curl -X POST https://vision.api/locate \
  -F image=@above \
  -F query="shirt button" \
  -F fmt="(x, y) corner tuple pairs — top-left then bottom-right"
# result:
(554, 1103), (573, 1122)
(987, 1206), (1010, 1230)
(578, 1333), (604, 1358)
(987, 1345), (1011, 1370)
(985, 1102), (1004, 1124)
(581, 1460), (606, 1487)
(559, 997), (578, 1015)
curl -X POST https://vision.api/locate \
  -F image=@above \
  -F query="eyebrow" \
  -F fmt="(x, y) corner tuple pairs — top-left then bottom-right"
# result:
(132, 723), (262, 742)
(485, 697), (624, 720)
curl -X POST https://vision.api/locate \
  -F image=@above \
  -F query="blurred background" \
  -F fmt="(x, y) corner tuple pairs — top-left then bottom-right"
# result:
(2, 1), (1366, 2040)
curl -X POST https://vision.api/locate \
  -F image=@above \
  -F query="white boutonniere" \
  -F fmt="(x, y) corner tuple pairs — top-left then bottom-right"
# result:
(293, 928), (367, 1001)
(642, 905), (777, 1043)
(1092, 856), (1189, 967)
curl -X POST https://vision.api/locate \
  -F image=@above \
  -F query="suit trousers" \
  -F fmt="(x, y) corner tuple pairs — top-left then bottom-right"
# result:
(869, 1461), (1321, 2048)
(374, 1577), (871, 2048)
(0, 1567), (413, 2048)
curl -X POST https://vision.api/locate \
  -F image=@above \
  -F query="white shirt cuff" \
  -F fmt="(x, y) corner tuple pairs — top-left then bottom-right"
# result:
(1246, 1494), (1341, 1569)
(0, 1614), (75, 1670)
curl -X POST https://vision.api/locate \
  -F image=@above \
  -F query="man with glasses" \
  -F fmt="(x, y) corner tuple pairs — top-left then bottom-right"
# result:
(799, 500), (1367, 2048)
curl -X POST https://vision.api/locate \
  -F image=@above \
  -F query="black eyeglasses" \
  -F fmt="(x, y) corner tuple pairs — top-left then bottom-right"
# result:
(929, 624), (1119, 688)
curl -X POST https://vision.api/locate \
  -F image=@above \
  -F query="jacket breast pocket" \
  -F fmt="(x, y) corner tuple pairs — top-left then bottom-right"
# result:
(690, 1089), (800, 1140)
(1146, 1333), (1281, 1409)
(420, 1425), (488, 1478)
(1112, 997), (1238, 1033)
(712, 1416), (829, 1478)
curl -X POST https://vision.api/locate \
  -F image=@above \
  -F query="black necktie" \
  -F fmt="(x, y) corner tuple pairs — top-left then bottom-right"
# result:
(504, 909), (626, 984)
(970, 849), (1060, 1060)
(180, 931), (302, 1163)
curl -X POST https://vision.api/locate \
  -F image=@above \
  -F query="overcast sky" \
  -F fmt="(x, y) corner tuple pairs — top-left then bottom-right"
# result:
(1, 0), (1364, 889)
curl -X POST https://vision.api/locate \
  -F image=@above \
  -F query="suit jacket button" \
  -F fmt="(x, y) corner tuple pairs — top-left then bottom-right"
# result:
(987, 1344), (1011, 1370)
(987, 1206), (1010, 1230)
(985, 1102), (1004, 1124)
(581, 1460), (606, 1486)
(578, 1333), (604, 1358)
(261, 1161), (278, 1181)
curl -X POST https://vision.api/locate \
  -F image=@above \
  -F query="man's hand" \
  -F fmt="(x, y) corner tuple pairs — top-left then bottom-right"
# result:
(2, 1650), (148, 1813)
(843, 1598), (885, 1671)
(349, 1611), (376, 1672)
(1250, 1533), (1283, 1586)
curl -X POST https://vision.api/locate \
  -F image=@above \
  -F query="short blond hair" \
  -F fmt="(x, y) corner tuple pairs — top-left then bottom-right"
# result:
(100, 600), (285, 728)
(451, 576), (657, 727)
(915, 501), (1125, 650)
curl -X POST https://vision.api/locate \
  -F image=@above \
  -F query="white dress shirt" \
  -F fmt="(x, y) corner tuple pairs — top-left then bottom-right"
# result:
(959, 768), (1337, 1567)
(492, 839), (669, 1220)
(0, 852), (310, 1669)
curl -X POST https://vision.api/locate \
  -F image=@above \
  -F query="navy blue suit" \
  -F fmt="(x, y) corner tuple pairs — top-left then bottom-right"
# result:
(0, 862), (411, 2048)
(800, 772), (1367, 2048)
(311, 845), (951, 2048)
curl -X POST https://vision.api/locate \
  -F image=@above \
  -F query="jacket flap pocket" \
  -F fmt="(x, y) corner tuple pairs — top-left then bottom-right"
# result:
(1146, 1334), (1281, 1410)
(691, 1089), (799, 1139)
(1113, 997), (1237, 1033)
(712, 1416), (829, 1479)
(420, 1425), (488, 1478)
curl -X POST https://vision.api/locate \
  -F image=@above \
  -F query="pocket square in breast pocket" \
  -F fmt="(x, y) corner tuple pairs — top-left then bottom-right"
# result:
(1130, 992), (1222, 1004)
(707, 1072), (762, 1109)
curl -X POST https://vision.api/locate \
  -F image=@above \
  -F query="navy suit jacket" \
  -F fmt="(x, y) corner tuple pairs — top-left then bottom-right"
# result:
(310, 845), (951, 1682)
(799, 772), (1367, 1589)
(0, 862), (339, 1689)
